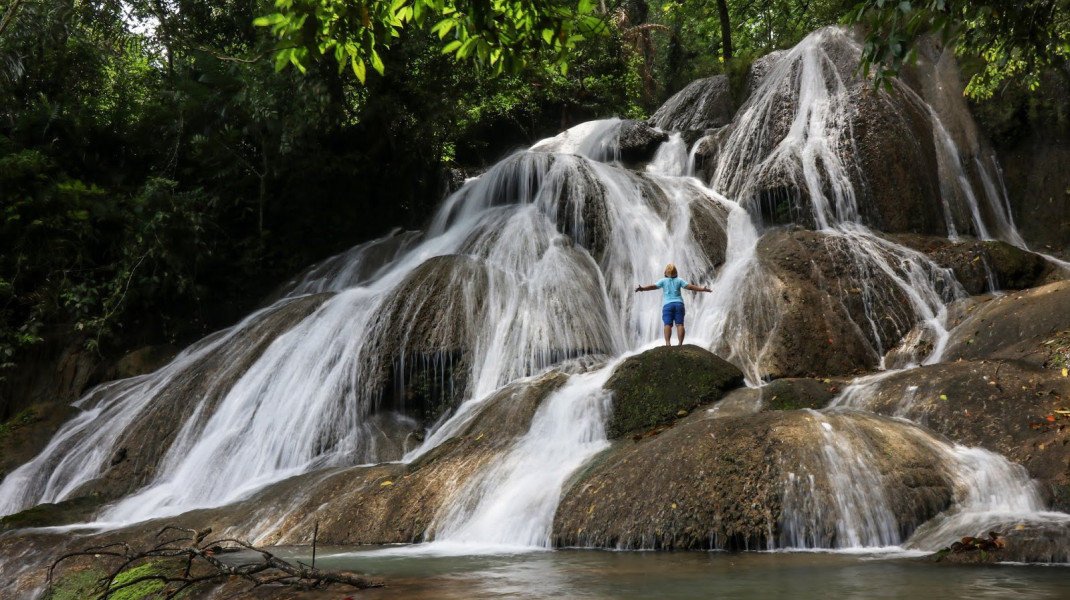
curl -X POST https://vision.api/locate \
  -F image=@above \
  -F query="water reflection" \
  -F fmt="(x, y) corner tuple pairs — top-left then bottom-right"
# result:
(236, 547), (1069, 599)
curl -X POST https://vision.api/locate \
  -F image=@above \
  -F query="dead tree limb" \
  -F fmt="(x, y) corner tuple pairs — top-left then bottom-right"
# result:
(48, 524), (384, 599)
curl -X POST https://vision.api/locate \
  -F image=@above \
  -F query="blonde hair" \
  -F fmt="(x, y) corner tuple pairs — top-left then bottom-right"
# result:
(664, 263), (677, 278)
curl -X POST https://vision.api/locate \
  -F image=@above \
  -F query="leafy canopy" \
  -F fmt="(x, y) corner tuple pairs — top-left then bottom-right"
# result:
(254, 0), (611, 83)
(847, 0), (1070, 98)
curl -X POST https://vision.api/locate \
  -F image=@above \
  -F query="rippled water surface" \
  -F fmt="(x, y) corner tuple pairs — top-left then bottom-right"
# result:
(251, 547), (1070, 599)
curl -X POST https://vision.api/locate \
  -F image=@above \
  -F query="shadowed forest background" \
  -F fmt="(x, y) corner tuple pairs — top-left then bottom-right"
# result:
(1, 0), (1067, 420)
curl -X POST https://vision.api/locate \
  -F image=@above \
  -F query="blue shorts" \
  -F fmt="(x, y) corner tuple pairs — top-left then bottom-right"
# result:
(662, 302), (685, 326)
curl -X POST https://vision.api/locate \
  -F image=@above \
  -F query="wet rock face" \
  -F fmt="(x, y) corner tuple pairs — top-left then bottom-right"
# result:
(553, 410), (953, 550)
(616, 120), (669, 168)
(989, 70), (1070, 255)
(759, 378), (841, 411)
(738, 50), (789, 103)
(603, 345), (744, 439)
(890, 234), (1054, 295)
(756, 230), (929, 379)
(688, 197), (730, 269)
(850, 87), (945, 235)
(942, 281), (1070, 365)
(690, 28), (954, 236)
(370, 255), (487, 425)
(648, 75), (735, 134)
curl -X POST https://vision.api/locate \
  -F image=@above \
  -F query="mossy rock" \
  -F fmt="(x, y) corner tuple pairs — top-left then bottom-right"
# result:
(0, 403), (77, 484)
(604, 345), (744, 438)
(0, 494), (105, 532)
(760, 378), (841, 411)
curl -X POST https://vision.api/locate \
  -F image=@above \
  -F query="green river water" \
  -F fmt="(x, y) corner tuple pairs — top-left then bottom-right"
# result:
(248, 547), (1070, 599)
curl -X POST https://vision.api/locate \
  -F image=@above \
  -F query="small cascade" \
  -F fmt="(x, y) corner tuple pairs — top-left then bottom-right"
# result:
(646, 133), (688, 177)
(905, 445), (1064, 552)
(780, 411), (900, 548)
(429, 370), (612, 548)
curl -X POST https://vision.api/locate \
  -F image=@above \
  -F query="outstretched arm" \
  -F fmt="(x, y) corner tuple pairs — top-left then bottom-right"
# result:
(635, 284), (657, 292)
(685, 284), (712, 292)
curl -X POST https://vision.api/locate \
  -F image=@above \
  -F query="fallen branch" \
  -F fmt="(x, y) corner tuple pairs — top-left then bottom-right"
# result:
(48, 524), (383, 599)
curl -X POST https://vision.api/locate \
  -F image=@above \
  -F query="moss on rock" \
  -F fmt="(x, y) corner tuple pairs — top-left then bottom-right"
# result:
(0, 495), (106, 532)
(604, 345), (744, 438)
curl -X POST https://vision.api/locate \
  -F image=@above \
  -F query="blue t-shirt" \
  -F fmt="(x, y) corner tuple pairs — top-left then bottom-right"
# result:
(655, 277), (689, 306)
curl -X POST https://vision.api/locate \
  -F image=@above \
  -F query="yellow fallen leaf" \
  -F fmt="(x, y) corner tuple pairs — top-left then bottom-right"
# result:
(588, 504), (595, 513)
(671, 503), (677, 509)
(1062, 368), (1068, 377)
(380, 480), (393, 486)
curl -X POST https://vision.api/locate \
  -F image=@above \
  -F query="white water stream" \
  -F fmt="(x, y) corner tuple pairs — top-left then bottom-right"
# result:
(0, 27), (1065, 555)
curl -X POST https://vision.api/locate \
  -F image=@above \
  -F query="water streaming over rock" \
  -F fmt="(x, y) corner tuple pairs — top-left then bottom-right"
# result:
(1, 26), (1066, 558)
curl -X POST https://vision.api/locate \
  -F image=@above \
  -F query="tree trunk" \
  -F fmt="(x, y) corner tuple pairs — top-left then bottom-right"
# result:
(716, 0), (732, 60)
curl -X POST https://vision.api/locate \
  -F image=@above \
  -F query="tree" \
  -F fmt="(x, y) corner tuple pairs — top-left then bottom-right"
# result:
(254, 0), (610, 83)
(716, 0), (732, 60)
(847, 0), (1070, 98)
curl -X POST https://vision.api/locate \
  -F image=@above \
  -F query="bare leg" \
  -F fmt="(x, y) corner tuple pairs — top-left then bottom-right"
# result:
(677, 324), (685, 346)
(663, 325), (672, 347)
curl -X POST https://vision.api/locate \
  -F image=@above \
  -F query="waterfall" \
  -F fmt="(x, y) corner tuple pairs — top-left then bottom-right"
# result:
(0, 26), (1062, 559)
(0, 119), (731, 524)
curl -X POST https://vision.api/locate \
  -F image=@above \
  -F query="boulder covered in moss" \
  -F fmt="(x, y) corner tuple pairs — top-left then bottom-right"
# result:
(603, 345), (744, 438)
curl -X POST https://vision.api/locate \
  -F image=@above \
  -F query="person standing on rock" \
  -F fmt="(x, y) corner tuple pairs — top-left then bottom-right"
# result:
(635, 263), (711, 347)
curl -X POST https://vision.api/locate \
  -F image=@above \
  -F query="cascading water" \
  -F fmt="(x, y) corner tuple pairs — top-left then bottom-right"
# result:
(1, 26), (1065, 561)
(429, 370), (613, 549)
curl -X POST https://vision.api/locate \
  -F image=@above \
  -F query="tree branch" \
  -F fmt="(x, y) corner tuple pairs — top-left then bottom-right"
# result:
(49, 524), (384, 599)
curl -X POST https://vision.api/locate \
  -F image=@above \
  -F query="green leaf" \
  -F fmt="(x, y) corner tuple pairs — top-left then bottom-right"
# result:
(370, 49), (385, 75)
(352, 55), (367, 83)
(431, 18), (456, 38)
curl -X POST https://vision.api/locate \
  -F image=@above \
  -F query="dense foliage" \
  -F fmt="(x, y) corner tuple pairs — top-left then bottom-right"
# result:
(848, 0), (1070, 98)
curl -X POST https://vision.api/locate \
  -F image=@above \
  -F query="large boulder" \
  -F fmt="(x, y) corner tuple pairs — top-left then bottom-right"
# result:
(648, 75), (735, 134)
(616, 120), (669, 167)
(889, 234), (1056, 295)
(603, 345), (744, 438)
(554, 410), (954, 550)
(754, 230), (948, 378)
(688, 196), (730, 269)
(695, 27), (1003, 238)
